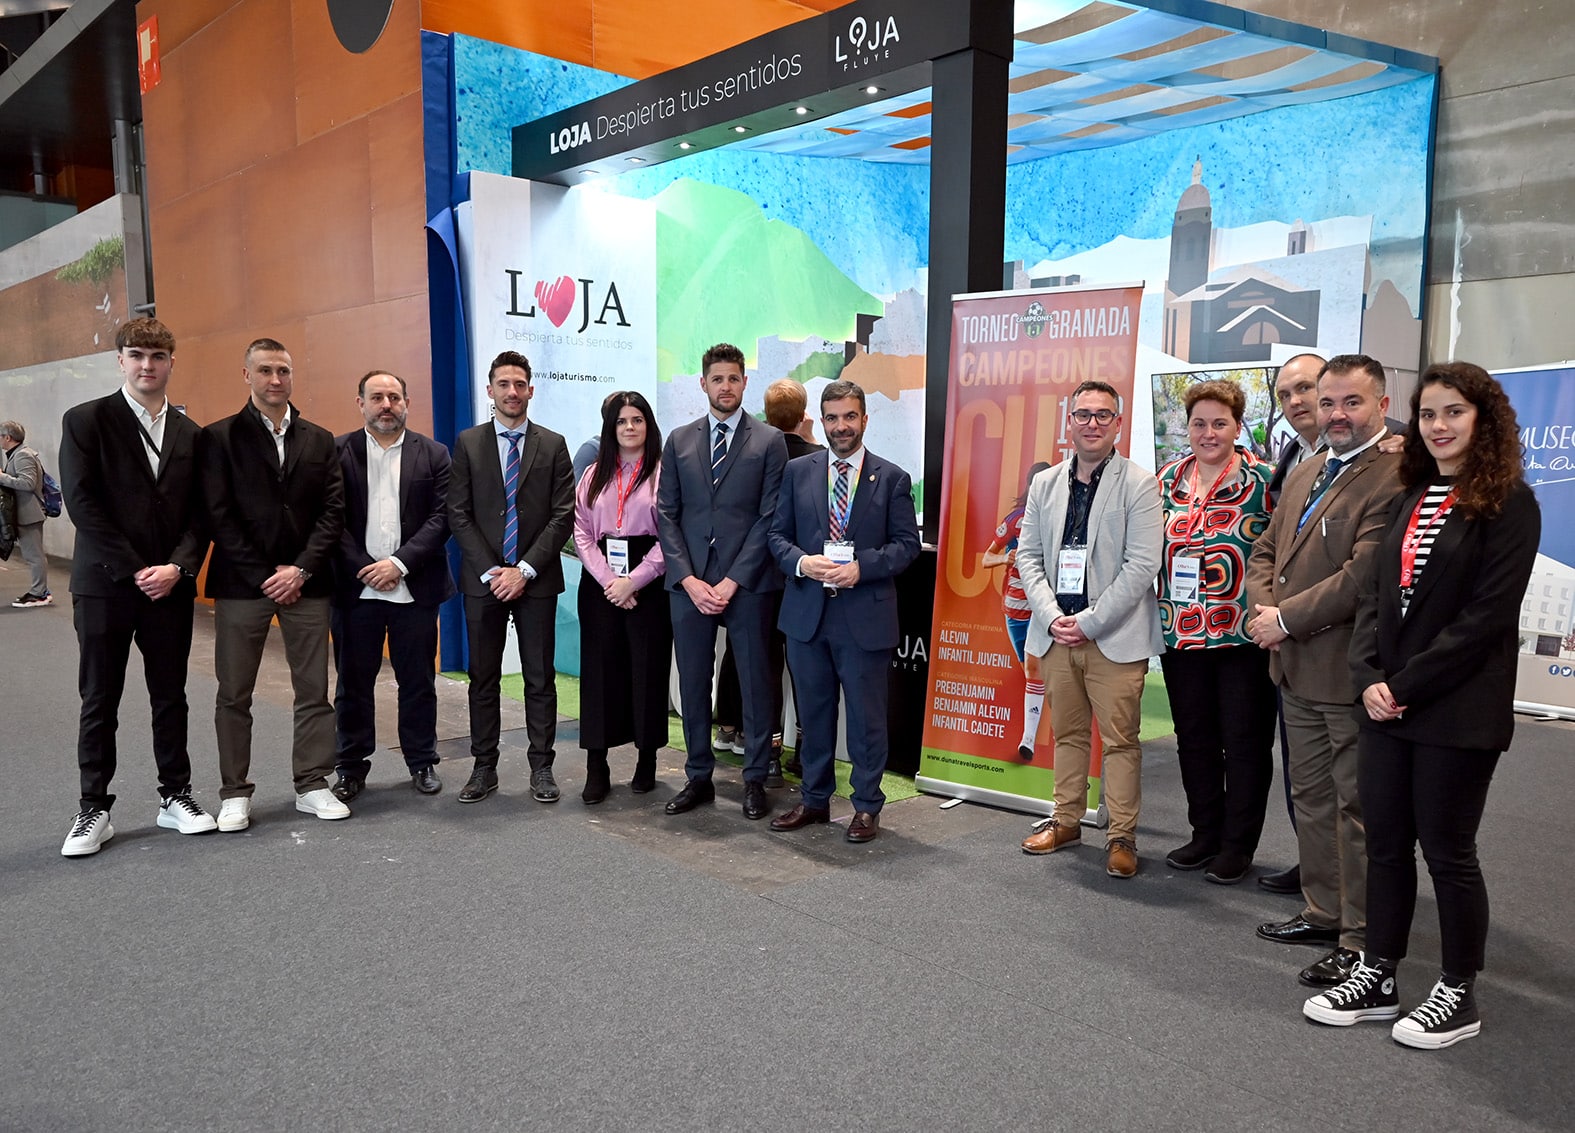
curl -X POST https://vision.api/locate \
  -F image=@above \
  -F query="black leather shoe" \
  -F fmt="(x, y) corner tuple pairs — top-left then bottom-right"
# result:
(1204, 849), (1252, 885)
(530, 768), (560, 803)
(1258, 863), (1302, 895)
(1299, 946), (1361, 988)
(784, 752), (803, 778)
(846, 811), (880, 843)
(1256, 914), (1339, 947)
(665, 778), (716, 815)
(458, 768), (498, 804)
(770, 803), (831, 831)
(410, 765), (442, 795)
(331, 774), (364, 802)
(1165, 836), (1218, 871)
(764, 755), (786, 789)
(742, 781), (770, 820)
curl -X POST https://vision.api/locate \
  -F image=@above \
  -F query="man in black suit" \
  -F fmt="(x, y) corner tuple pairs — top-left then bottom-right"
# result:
(657, 342), (789, 821)
(202, 338), (347, 831)
(56, 317), (214, 857)
(767, 380), (920, 842)
(448, 350), (574, 804)
(329, 370), (456, 802)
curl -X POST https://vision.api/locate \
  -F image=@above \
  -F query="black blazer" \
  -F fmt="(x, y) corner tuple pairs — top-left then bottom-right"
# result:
(332, 429), (456, 609)
(58, 391), (208, 598)
(200, 401), (344, 600)
(657, 412), (788, 593)
(448, 418), (574, 599)
(1349, 480), (1540, 751)
(784, 431), (822, 460)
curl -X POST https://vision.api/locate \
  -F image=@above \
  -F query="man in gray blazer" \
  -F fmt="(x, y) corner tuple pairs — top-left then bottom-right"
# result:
(0, 420), (51, 606)
(1016, 381), (1164, 878)
(657, 342), (788, 821)
(1246, 354), (1404, 990)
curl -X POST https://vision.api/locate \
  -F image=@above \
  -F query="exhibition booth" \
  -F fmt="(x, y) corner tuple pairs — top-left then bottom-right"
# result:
(414, 0), (1567, 812)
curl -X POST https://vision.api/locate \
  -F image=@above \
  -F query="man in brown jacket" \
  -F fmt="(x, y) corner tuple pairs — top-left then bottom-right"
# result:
(1245, 354), (1405, 990)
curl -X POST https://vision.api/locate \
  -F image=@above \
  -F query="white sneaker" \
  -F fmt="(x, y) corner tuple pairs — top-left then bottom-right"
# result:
(216, 797), (252, 832)
(296, 788), (350, 820)
(61, 808), (114, 857)
(156, 791), (219, 834)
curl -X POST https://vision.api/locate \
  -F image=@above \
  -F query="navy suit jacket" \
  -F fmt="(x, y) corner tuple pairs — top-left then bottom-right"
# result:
(768, 448), (921, 649)
(332, 429), (456, 609)
(448, 418), (574, 599)
(658, 411), (788, 593)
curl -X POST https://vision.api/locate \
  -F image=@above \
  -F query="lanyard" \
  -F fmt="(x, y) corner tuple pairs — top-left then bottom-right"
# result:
(1399, 489), (1455, 588)
(1180, 455), (1235, 547)
(613, 458), (643, 531)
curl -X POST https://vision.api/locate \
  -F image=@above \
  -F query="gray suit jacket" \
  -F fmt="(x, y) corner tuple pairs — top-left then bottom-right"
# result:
(658, 411), (788, 593)
(0, 445), (45, 525)
(1016, 451), (1163, 663)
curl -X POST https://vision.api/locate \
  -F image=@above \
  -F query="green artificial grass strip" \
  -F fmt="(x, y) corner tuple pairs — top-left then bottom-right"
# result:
(1142, 670), (1176, 740)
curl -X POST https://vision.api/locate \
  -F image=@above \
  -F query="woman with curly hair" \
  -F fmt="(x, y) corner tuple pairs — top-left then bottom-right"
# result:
(1304, 362), (1540, 1049)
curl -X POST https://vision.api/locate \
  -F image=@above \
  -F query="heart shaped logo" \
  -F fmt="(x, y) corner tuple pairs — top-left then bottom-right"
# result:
(535, 275), (576, 327)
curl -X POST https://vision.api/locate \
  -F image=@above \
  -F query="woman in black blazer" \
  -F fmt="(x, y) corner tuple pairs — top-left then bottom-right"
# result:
(1304, 362), (1539, 1050)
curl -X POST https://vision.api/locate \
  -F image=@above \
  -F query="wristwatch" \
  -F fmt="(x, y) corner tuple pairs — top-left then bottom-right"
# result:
(295, 567), (312, 583)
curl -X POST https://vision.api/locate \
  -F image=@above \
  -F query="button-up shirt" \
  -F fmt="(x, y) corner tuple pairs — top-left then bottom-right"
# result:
(121, 387), (168, 475)
(360, 430), (412, 603)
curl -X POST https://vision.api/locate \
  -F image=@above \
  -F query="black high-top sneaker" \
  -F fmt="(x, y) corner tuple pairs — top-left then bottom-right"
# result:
(1303, 953), (1401, 1026)
(1392, 976), (1480, 1050)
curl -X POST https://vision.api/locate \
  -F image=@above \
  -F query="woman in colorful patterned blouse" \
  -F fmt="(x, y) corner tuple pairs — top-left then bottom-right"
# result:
(1156, 379), (1276, 886)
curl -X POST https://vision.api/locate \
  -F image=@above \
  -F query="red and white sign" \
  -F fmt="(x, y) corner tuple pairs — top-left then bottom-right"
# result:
(137, 16), (162, 94)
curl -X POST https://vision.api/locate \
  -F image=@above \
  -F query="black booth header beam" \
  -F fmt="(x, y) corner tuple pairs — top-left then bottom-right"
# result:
(512, 0), (988, 184)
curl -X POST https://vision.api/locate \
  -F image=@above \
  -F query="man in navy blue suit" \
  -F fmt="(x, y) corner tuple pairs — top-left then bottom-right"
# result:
(766, 380), (920, 843)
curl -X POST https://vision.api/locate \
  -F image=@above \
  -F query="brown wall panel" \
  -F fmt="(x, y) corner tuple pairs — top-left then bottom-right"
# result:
(419, 0), (595, 65)
(173, 318), (305, 428)
(138, 0), (242, 55)
(182, 0), (299, 190)
(138, 25), (192, 204)
(303, 294), (434, 436)
(293, 0), (422, 145)
(368, 93), (429, 303)
(145, 172), (248, 341)
(242, 119), (377, 328)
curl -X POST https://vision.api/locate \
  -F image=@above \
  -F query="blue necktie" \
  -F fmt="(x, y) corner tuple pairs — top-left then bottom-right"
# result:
(502, 430), (523, 563)
(711, 422), (729, 485)
(1297, 456), (1345, 533)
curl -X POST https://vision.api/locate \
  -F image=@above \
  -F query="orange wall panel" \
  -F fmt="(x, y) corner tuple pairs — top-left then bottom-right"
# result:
(145, 172), (248, 342)
(293, 0), (423, 145)
(419, 0), (595, 65)
(241, 120), (376, 328)
(137, 0), (242, 55)
(181, 0), (298, 189)
(303, 294), (434, 436)
(368, 93), (430, 303)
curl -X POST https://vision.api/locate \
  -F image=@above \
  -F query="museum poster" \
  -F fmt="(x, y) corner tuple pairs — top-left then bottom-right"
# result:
(918, 284), (1144, 815)
(1494, 364), (1575, 719)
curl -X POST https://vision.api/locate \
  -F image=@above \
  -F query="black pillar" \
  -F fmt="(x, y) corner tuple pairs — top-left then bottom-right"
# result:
(923, 28), (1011, 542)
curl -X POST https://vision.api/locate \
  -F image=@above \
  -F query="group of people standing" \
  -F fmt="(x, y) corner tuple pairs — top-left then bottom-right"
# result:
(51, 323), (920, 870)
(1006, 355), (1537, 1051)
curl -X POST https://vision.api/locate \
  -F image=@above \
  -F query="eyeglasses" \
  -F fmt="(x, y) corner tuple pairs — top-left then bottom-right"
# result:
(1069, 409), (1116, 425)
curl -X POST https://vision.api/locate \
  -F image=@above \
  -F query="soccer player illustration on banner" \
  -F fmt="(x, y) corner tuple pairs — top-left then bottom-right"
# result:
(982, 460), (1052, 761)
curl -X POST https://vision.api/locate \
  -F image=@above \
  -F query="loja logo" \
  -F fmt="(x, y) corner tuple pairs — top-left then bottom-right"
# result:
(534, 276), (577, 327)
(549, 121), (592, 155)
(835, 13), (900, 70)
(506, 270), (631, 333)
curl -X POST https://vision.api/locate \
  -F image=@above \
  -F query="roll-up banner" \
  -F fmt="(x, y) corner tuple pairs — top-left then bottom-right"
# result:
(918, 284), (1144, 815)
(1494, 363), (1575, 719)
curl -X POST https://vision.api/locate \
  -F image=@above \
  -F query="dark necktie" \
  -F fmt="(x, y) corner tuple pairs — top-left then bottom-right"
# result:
(830, 460), (851, 540)
(502, 430), (523, 563)
(1297, 456), (1345, 532)
(711, 422), (729, 485)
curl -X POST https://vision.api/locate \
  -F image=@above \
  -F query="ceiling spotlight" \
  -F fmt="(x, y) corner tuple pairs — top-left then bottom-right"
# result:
(864, 85), (880, 95)
(626, 156), (646, 164)
(732, 125), (748, 133)
(578, 169), (598, 178)
(794, 106), (810, 115)
(678, 141), (693, 150)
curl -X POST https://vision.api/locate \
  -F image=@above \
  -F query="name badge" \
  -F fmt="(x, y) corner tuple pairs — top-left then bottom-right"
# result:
(1056, 546), (1087, 593)
(606, 537), (630, 577)
(823, 540), (854, 590)
(1170, 554), (1201, 602)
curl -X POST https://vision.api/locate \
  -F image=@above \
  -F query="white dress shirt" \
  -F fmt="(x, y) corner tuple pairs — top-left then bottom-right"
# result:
(360, 430), (413, 603)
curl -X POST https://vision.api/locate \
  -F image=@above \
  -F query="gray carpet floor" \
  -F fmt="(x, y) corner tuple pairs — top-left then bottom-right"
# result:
(2, 554), (1572, 1132)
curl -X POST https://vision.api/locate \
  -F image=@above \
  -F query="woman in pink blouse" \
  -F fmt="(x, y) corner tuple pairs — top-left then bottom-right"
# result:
(573, 392), (670, 803)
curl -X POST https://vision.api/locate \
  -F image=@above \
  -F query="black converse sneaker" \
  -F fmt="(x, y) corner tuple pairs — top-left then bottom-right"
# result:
(1392, 977), (1480, 1050)
(1303, 954), (1401, 1025)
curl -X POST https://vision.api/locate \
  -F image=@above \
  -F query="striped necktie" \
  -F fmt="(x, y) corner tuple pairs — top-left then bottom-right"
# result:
(1297, 456), (1345, 533)
(501, 430), (523, 563)
(711, 422), (729, 484)
(830, 460), (851, 540)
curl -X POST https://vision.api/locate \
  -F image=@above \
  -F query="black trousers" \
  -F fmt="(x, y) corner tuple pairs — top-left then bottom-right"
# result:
(330, 599), (440, 777)
(577, 573), (671, 753)
(1159, 644), (1276, 855)
(1360, 728), (1500, 975)
(73, 591), (195, 810)
(464, 591), (557, 770)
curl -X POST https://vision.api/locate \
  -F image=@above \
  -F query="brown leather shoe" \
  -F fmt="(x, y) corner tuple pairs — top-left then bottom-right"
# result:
(770, 803), (831, 831)
(1021, 820), (1081, 855)
(846, 812), (879, 843)
(1106, 838), (1138, 878)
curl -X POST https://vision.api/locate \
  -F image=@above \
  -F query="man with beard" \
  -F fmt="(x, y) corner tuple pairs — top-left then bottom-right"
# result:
(329, 371), (455, 802)
(766, 380), (919, 842)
